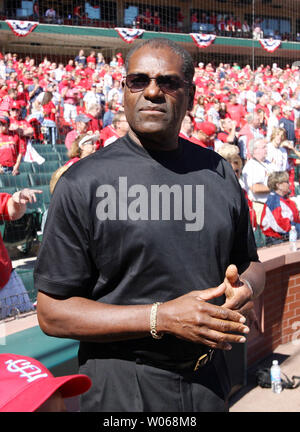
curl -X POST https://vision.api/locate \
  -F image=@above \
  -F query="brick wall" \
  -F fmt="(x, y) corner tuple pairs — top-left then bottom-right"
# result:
(247, 260), (300, 366)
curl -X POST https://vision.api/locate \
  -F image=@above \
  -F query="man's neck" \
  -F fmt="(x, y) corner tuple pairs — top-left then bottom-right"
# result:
(128, 129), (179, 152)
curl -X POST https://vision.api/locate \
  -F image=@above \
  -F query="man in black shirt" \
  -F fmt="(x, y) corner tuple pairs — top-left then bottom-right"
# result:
(35, 38), (265, 412)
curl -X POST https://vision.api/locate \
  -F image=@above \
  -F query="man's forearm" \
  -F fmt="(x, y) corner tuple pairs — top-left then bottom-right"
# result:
(251, 183), (269, 194)
(7, 192), (26, 220)
(37, 292), (151, 342)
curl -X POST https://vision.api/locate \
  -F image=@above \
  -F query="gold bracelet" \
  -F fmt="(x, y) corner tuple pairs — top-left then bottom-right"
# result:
(150, 302), (163, 340)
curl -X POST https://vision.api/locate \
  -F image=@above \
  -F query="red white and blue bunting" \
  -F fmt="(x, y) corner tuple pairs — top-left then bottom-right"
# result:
(114, 28), (145, 43)
(5, 20), (38, 37)
(259, 39), (281, 53)
(190, 33), (216, 49)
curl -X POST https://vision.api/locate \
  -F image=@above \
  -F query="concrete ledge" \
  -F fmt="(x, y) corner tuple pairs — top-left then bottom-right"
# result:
(0, 312), (79, 373)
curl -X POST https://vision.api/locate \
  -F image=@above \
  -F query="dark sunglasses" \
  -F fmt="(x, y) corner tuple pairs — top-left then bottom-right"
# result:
(124, 73), (189, 94)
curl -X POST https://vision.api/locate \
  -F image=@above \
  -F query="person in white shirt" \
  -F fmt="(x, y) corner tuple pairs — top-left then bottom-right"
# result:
(246, 84), (257, 113)
(54, 63), (65, 82)
(266, 127), (290, 172)
(45, 8), (56, 23)
(266, 104), (281, 140)
(242, 138), (275, 223)
(83, 84), (98, 110)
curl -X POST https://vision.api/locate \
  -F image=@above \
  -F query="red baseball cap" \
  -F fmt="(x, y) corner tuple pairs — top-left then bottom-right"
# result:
(194, 121), (216, 136)
(0, 353), (92, 412)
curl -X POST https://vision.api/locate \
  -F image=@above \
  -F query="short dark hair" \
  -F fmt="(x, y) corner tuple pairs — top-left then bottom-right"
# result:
(125, 38), (195, 84)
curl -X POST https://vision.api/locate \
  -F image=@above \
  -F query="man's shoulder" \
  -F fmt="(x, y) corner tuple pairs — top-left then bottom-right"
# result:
(65, 137), (129, 174)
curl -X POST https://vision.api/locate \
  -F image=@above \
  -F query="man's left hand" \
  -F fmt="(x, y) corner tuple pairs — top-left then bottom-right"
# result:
(221, 264), (253, 313)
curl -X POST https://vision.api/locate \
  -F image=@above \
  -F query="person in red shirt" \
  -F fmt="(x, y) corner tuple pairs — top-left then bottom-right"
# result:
(0, 88), (17, 113)
(143, 8), (152, 30)
(0, 115), (23, 175)
(8, 101), (34, 157)
(65, 114), (91, 150)
(43, 84), (57, 121)
(116, 53), (124, 67)
(189, 121), (216, 149)
(152, 12), (161, 31)
(0, 189), (41, 319)
(65, 60), (75, 73)
(177, 9), (184, 31)
(85, 104), (103, 149)
(73, 4), (83, 24)
(217, 118), (239, 147)
(255, 94), (270, 120)
(87, 51), (96, 65)
(226, 93), (246, 129)
(102, 111), (129, 147)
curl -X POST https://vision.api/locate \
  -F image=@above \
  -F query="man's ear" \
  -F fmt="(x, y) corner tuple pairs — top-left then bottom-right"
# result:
(187, 83), (196, 111)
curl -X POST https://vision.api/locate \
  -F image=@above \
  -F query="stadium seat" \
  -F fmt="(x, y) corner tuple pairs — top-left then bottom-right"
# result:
(27, 184), (51, 210)
(55, 145), (68, 155)
(0, 173), (30, 189)
(19, 162), (35, 173)
(32, 161), (61, 174)
(2, 213), (37, 252)
(32, 144), (55, 154)
(253, 226), (266, 248)
(15, 268), (36, 303)
(42, 153), (61, 162)
(28, 172), (52, 186)
(0, 186), (18, 195)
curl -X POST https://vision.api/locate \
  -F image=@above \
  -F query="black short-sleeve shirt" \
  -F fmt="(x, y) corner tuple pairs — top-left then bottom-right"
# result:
(34, 134), (258, 363)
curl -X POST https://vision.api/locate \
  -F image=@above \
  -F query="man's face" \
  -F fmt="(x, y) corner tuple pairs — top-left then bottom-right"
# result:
(223, 118), (232, 131)
(116, 114), (129, 136)
(181, 115), (193, 135)
(253, 141), (267, 161)
(123, 46), (194, 144)
(76, 121), (88, 133)
(10, 108), (19, 119)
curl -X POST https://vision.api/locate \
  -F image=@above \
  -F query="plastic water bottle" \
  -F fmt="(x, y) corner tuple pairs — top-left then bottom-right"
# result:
(270, 360), (282, 394)
(289, 226), (297, 252)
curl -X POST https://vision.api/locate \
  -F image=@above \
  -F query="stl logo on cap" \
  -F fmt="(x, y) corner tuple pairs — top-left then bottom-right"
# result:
(5, 358), (48, 383)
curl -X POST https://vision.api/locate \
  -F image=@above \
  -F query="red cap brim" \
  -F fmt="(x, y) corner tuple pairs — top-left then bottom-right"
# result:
(0, 374), (91, 412)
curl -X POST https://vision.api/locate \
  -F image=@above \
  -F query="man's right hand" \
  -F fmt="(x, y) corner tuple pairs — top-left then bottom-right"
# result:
(157, 284), (249, 351)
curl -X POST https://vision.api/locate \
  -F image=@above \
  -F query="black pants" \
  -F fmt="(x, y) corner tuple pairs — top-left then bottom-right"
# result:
(79, 352), (230, 412)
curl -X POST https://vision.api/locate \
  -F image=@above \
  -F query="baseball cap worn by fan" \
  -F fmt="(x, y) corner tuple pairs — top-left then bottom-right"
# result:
(75, 114), (91, 123)
(195, 121), (216, 136)
(0, 353), (91, 412)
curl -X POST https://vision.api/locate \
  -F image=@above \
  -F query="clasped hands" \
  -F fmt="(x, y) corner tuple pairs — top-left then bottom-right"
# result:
(158, 265), (256, 351)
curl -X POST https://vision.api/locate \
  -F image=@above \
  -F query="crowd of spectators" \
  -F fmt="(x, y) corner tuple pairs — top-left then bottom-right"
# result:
(1, 2), (296, 40)
(1, 49), (300, 245)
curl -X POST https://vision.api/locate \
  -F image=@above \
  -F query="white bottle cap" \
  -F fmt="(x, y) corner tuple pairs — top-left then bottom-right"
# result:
(273, 360), (278, 365)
